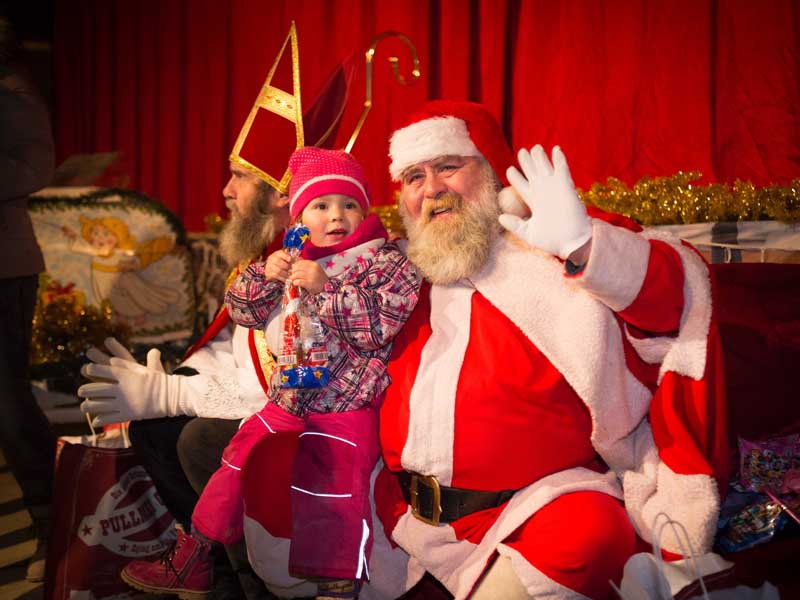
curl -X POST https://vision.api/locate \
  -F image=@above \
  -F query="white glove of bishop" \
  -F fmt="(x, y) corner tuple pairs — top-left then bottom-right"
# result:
(78, 338), (194, 427)
(84, 336), (139, 366)
(499, 145), (593, 260)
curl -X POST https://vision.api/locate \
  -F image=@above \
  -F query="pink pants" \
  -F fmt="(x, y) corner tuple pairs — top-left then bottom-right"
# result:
(192, 402), (379, 580)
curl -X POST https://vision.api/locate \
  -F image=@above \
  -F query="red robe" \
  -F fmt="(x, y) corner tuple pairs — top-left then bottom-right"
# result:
(374, 219), (727, 599)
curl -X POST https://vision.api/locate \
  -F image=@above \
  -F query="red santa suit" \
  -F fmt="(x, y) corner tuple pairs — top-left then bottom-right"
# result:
(241, 216), (726, 600)
(373, 216), (727, 600)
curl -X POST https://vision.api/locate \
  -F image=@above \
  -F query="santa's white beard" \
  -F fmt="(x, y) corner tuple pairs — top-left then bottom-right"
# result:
(218, 196), (280, 266)
(401, 175), (501, 285)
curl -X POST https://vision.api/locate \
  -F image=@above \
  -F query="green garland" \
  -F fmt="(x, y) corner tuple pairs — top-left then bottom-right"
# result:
(30, 188), (189, 245)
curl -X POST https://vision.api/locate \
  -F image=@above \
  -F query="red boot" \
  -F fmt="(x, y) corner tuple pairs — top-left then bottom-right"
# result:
(121, 526), (213, 599)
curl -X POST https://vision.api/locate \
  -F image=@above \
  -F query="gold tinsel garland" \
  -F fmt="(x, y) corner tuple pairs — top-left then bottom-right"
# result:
(370, 204), (405, 237)
(31, 275), (130, 369)
(580, 172), (800, 226)
(365, 173), (800, 232)
(204, 173), (800, 236)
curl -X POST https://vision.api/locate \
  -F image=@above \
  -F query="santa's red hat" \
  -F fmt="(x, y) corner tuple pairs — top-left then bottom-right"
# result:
(388, 100), (514, 185)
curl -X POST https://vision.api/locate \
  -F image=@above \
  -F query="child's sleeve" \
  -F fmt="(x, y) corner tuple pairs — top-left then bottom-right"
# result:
(313, 246), (422, 352)
(224, 261), (284, 328)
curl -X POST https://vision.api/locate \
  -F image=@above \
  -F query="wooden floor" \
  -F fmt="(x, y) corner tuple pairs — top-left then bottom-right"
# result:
(0, 448), (43, 599)
(0, 415), (92, 598)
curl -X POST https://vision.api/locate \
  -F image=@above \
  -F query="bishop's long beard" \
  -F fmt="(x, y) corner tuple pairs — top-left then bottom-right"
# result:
(401, 177), (501, 285)
(218, 196), (280, 266)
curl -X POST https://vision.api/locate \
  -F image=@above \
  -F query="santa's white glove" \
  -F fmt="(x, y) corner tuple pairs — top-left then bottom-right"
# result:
(78, 348), (194, 427)
(499, 145), (592, 260)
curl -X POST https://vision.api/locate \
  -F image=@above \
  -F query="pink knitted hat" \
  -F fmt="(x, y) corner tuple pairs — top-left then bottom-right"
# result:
(288, 147), (370, 219)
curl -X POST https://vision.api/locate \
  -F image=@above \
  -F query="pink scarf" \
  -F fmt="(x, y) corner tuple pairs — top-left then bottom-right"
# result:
(300, 213), (388, 260)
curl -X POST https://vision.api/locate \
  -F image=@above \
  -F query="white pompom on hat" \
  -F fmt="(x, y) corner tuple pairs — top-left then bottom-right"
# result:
(388, 100), (514, 185)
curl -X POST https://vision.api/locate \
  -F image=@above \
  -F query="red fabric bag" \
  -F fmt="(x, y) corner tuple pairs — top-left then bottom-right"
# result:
(43, 427), (176, 599)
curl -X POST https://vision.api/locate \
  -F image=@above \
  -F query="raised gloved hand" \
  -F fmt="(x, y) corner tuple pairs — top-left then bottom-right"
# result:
(499, 145), (592, 260)
(78, 347), (193, 427)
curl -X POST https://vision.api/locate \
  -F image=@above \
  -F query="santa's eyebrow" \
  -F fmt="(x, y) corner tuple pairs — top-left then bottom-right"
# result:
(401, 155), (467, 180)
(431, 155), (467, 167)
(400, 166), (424, 181)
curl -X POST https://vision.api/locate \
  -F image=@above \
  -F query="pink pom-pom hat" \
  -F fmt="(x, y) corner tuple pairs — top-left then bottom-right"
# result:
(288, 147), (370, 220)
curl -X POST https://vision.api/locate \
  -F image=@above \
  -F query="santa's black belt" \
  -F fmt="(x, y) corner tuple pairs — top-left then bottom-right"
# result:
(397, 471), (517, 526)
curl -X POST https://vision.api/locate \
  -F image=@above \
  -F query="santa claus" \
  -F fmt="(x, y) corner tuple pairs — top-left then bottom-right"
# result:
(243, 101), (727, 600)
(371, 100), (727, 600)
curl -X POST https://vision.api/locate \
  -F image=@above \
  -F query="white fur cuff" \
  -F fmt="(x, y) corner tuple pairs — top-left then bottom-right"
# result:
(576, 220), (651, 311)
(389, 116), (481, 180)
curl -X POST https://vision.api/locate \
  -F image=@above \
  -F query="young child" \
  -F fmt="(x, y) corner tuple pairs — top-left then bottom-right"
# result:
(121, 147), (421, 600)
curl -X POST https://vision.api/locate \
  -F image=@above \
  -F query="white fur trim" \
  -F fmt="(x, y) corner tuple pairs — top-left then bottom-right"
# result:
(642, 229), (712, 382)
(626, 230), (711, 382)
(242, 515), (316, 598)
(402, 284), (474, 485)
(180, 325), (267, 419)
(588, 226), (711, 382)
(577, 219), (651, 311)
(469, 554), (529, 600)
(389, 116), (481, 180)
(624, 325), (671, 365)
(620, 421), (720, 554)
(391, 507), (474, 596)
(496, 546), (585, 600)
(471, 234), (653, 460)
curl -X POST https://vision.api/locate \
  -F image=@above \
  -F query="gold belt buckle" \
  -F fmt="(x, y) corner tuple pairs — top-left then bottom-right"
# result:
(409, 473), (442, 526)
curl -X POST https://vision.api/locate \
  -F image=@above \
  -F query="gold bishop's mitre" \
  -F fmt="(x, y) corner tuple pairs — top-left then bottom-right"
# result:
(229, 22), (304, 194)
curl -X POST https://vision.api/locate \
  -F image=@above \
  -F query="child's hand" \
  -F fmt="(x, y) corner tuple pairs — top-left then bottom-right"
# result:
(290, 260), (329, 294)
(264, 249), (292, 282)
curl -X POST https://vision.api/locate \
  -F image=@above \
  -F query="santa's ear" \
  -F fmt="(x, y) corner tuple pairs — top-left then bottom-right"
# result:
(275, 194), (290, 208)
(498, 186), (531, 218)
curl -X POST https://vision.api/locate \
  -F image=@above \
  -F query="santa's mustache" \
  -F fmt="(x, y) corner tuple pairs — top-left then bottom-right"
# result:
(420, 192), (465, 224)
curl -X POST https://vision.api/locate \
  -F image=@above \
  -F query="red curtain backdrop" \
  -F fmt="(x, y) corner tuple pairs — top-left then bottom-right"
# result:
(53, 0), (800, 231)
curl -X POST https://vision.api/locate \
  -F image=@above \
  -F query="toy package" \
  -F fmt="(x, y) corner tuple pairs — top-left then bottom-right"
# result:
(715, 491), (800, 553)
(715, 432), (800, 553)
(273, 225), (330, 390)
(738, 433), (800, 493)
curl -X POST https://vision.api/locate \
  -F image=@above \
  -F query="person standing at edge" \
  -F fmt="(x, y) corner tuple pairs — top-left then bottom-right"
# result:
(0, 14), (57, 583)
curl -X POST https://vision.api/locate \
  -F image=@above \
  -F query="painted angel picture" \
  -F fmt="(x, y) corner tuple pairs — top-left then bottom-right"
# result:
(62, 215), (181, 324)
